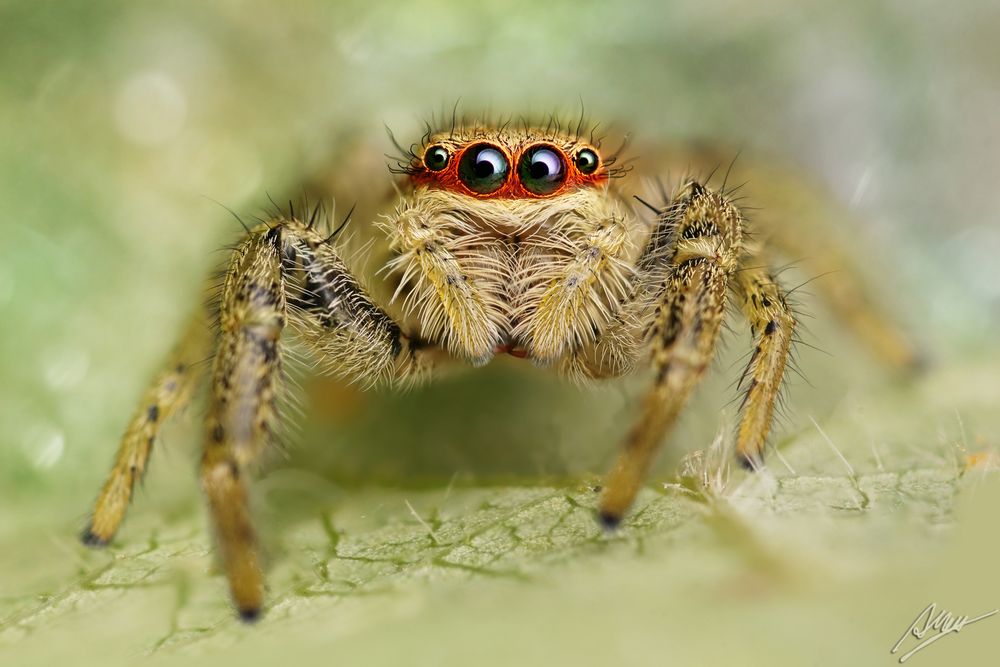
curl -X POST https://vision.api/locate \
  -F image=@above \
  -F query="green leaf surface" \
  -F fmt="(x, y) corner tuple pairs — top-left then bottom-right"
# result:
(2, 2), (998, 666)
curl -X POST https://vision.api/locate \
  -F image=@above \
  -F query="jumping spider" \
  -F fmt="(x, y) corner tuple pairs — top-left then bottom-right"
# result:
(81, 115), (918, 620)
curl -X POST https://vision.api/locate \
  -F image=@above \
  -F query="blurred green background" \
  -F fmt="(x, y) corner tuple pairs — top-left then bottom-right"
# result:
(1, 1), (998, 665)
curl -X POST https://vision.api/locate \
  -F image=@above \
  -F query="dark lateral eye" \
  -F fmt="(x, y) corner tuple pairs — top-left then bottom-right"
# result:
(574, 148), (600, 175)
(458, 143), (509, 194)
(423, 145), (450, 171)
(519, 145), (566, 195)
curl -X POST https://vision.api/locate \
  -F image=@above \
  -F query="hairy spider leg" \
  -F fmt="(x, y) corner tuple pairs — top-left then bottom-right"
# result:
(82, 313), (210, 546)
(201, 230), (287, 620)
(732, 260), (796, 468)
(600, 181), (796, 525)
(202, 219), (429, 619)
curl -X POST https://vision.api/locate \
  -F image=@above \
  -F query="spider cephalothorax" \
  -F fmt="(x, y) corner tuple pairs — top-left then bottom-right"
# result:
(383, 124), (637, 367)
(81, 115), (916, 621)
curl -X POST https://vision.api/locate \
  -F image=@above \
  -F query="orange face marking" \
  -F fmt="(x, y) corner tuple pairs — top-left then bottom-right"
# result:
(410, 137), (608, 200)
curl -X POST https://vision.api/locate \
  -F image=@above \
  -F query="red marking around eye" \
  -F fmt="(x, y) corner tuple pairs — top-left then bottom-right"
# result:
(412, 142), (608, 199)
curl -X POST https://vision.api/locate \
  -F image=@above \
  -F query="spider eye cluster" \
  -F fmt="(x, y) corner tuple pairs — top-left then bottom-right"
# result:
(420, 141), (602, 196)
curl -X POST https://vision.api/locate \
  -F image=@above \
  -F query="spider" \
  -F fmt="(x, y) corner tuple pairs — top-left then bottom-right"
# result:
(80, 114), (919, 621)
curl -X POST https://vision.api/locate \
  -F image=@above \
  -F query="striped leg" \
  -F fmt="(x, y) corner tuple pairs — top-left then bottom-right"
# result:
(640, 144), (921, 371)
(202, 220), (419, 620)
(201, 229), (287, 621)
(82, 313), (210, 546)
(732, 261), (796, 468)
(599, 181), (742, 526)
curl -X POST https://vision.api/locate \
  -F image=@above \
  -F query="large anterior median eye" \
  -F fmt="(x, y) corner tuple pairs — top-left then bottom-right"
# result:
(458, 143), (509, 194)
(519, 145), (567, 195)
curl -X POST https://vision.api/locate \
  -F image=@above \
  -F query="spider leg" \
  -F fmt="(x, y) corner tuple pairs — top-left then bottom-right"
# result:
(202, 219), (424, 620)
(282, 220), (435, 383)
(81, 313), (210, 546)
(599, 181), (741, 526)
(731, 260), (796, 468)
(201, 229), (287, 620)
(640, 144), (921, 371)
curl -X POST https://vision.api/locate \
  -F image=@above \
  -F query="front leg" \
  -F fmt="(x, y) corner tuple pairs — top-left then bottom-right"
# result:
(202, 219), (421, 620)
(600, 181), (742, 526)
(201, 228), (288, 620)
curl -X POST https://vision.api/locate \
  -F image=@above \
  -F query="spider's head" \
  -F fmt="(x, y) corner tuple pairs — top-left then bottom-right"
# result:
(406, 127), (609, 200)
(388, 122), (629, 237)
